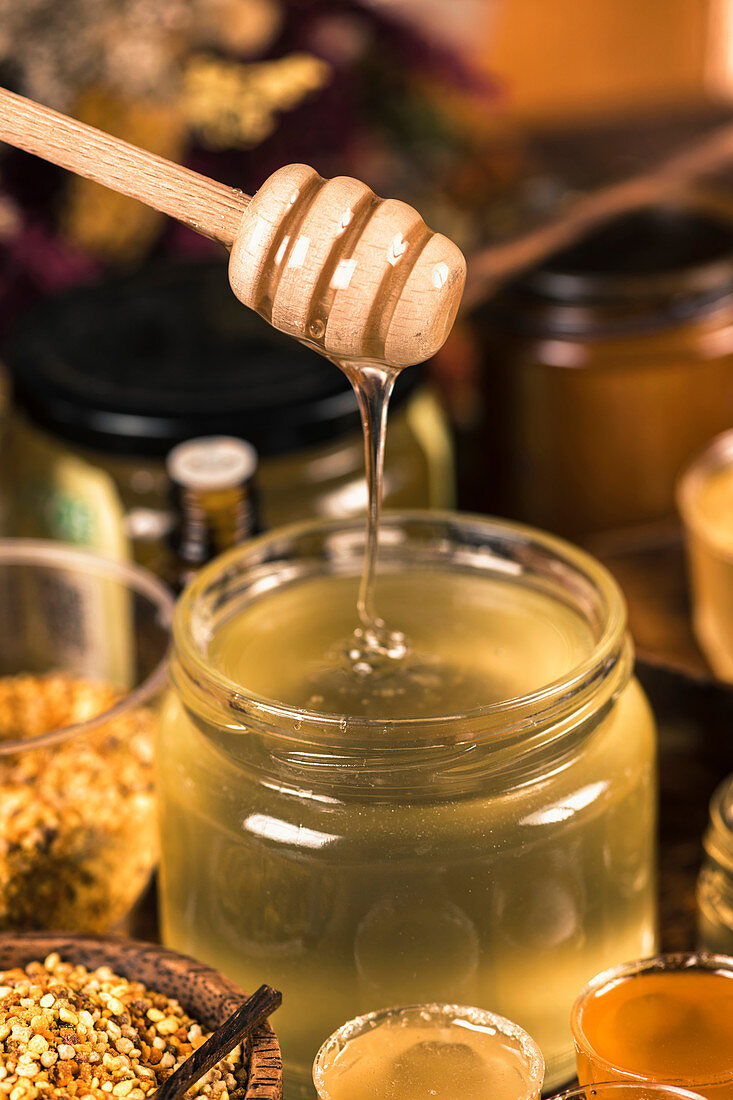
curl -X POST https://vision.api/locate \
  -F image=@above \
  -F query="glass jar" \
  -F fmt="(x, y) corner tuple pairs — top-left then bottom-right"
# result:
(678, 431), (733, 681)
(0, 539), (173, 932)
(475, 204), (733, 540)
(1, 263), (452, 564)
(157, 512), (657, 1097)
(698, 775), (733, 954)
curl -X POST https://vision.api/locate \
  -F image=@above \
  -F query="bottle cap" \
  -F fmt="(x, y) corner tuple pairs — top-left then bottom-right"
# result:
(167, 436), (257, 491)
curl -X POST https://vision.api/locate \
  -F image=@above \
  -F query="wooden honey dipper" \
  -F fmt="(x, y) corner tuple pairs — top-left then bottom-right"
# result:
(0, 86), (465, 367)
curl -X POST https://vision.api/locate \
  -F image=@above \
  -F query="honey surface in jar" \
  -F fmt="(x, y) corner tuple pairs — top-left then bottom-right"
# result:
(207, 569), (594, 718)
(576, 970), (733, 1096)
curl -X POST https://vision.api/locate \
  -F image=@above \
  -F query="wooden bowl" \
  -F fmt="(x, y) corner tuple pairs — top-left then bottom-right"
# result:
(0, 933), (282, 1100)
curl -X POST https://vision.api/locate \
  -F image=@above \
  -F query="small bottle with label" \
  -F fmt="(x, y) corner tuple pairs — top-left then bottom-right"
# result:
(164, 436), (259, 591)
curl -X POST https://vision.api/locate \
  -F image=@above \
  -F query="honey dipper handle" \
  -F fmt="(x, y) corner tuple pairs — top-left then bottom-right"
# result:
(0, 86), (249, 246)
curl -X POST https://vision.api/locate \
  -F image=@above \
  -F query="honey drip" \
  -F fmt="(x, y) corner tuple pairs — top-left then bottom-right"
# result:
(337, 358), (408, 674)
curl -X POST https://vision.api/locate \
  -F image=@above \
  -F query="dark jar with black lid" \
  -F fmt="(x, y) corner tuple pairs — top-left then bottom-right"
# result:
(1, 262), (452, 565)
(475, 202), (733, 541)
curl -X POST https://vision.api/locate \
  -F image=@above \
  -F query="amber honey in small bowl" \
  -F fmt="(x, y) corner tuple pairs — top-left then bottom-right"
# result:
(572, 953), (733, 1100)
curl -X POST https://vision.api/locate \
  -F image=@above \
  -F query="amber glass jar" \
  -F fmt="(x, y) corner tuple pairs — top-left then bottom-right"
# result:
(1, 264), (452, 565)
(477, 205), (733, 540)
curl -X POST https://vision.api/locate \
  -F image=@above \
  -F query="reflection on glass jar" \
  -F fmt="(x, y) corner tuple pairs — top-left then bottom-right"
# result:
(475, 204), (733, 540)
(698, 774), (733, 954)
(156, 513), (657, 1097)
(354, 888), (481, 1006)
(1, 263), (452, 566)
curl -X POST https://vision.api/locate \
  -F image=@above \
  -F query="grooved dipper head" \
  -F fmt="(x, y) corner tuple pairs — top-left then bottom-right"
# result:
(229, 164), (466, 367)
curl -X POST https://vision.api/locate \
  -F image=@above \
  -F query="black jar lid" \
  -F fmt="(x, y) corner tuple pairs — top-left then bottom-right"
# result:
(491, 204), (733, 337)
(2, 261), (421, 457)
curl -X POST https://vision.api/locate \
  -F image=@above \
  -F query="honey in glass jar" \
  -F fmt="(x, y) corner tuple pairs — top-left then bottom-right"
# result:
(158, 511), (657, 1097)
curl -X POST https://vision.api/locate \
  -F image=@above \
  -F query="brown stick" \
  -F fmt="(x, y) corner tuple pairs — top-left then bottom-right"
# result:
(0, 86), (249, 247)
(154, 986), (282, 1100)
(463, 117), (733, 308)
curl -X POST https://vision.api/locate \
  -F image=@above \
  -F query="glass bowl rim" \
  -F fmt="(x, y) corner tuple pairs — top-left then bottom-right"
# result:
(0, 539), (174, 754)
(553, 1083), (709, 1100)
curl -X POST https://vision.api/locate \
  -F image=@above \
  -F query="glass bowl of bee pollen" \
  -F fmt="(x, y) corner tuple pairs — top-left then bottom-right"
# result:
(0, 539), (174, 932)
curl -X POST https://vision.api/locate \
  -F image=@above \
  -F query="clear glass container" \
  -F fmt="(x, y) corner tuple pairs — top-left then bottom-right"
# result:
(678, 430), (733, 681)
(157, 511), (657, 1097)
(698, 776), (733, 953)
(0, 539), (173, 932)
(312, 1002), (545, 1100)
(571, 952), (733, 1100)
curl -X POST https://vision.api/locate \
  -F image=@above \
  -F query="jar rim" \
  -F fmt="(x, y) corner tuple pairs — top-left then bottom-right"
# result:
(570, 951), (733, 1088)
(172, 511), (629, 747)
(0, 539), (174, 754)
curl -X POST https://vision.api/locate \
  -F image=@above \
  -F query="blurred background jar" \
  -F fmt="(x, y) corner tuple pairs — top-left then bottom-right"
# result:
(474, 203), (733, 543)
(698, 773), (733, 954)
(678, 429), (733, 681)
(0, 262), (453, 569)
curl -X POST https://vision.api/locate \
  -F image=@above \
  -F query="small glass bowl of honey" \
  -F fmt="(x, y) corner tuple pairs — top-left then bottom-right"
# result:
(571, 952), (733, 1100)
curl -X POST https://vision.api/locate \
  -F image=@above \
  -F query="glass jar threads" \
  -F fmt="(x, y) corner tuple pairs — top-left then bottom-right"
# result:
(157, 511), (657, 1096)
(698, 776), (733, 954)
